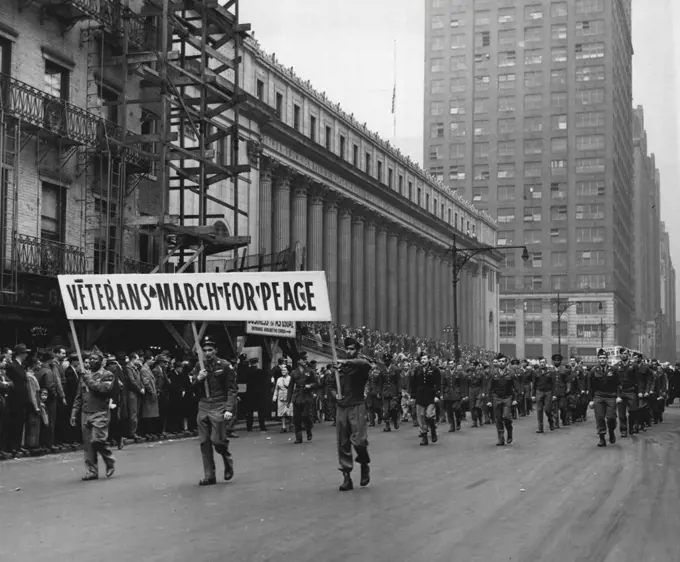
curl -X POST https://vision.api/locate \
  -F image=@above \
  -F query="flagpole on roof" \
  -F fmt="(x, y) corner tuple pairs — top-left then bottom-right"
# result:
(391, 39), (397, 142)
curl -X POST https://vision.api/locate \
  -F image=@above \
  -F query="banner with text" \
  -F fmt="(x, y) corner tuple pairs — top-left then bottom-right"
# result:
(57, 272), (332, 322)
(246, 320), (296, 338)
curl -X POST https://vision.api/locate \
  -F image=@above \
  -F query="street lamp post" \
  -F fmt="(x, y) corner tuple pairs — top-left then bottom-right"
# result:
(554, 292), (576, 357)
(450, 234), (529, 363)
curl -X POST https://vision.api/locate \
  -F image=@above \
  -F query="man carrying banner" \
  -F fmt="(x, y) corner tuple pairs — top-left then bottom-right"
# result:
(70, 352), (117, 481)
(328, 337), (372, 492)
(191, 337), (238, 486)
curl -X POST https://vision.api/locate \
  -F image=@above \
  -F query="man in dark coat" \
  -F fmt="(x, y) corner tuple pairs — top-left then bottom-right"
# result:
(286, 352), (316, 444)
(106, 353), (127, 449)
(245, 357), (269, 432)
(5, 344), (31, 454)
(191, 338), (238, 486)
(327, 337), (371, 492)
(37, 350), (66, 450)
(410, 354), (441, 446)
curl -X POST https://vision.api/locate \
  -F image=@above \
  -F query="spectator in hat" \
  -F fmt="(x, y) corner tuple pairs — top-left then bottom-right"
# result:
(106, 353), (127, 449)
(125, 352), (144, 440)
(61, 352), (83, 446)
(152, 354), (170, 435)
(24, 356), (43, 453)
(245, 357), (269, 432)
(139, 354), (159, 437)
(37, 350), (66, 451)
(5, 343), (31, 454)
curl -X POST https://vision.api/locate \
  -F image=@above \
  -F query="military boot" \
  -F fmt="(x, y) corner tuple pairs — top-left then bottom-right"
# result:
(448, 423), (455, 433)
(597, 434), (607, 447)
(429, 419), (438, 443)
(360, 464), (370, 487)
(506, 424), (513, 445)
(609, 427), (616, 444)
(383, 421), (391, 432)
(339, 471), (353, 492)
(420, 433), (429, 446)
(496, 431), (505, 446)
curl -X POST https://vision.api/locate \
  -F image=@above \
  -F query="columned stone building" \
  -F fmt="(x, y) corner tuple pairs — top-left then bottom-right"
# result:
(213, 38), (503, 348)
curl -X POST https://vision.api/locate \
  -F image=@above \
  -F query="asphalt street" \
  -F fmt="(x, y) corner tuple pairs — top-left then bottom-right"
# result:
(1, 407), (679, 562)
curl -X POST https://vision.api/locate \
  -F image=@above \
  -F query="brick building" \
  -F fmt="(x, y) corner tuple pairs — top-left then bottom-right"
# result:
(0, 0), (503, 352)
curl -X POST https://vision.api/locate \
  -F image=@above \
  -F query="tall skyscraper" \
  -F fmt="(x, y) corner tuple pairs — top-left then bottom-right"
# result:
(423, 0), (634, 359)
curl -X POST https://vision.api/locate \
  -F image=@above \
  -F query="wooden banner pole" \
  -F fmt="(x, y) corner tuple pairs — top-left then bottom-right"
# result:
(328, 323), (342, 400)
(68, 320), (84, 372)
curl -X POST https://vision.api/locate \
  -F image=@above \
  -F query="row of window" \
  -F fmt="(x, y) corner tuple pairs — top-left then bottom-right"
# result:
(469, 180), (606, 202)
(433, 0), (604, 22)
(499, 273), (607, 293)
(501, 300), (606, 314)
(443, 92), (605, 117)
(433, 29), (606, 54)
(498, 226), (605, 246)
(502, 249), (605, 269)
(497, 204), (605, 222)
(500, 321), (607, 339)
(432, 67), (604, 95)
(431, 136), (607, 160)
(432, 43), (604, 72)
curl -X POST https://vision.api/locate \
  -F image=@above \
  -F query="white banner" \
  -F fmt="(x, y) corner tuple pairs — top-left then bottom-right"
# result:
(246, 320), (296, 338)
(57, 272), (332, 322)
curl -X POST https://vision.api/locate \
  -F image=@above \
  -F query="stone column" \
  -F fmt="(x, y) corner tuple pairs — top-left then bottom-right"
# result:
(258, 159), (274, 255)
(398, 237), (409, 334)
(472, 265), (481, 346)
(323, 198), (339, 319)
(459, 269), (467, 345)
(337, 206), (352, 326)
(376, 226), (388, 332)
(434, 255), (444, 340)
(387, 232), (399, 333)
(426, 251), (435, 338)
(291, 177), (308, 259)
(272, 168), (292, 254)
(351, 214), (365, 327)
(443, 258), (453, 341)
(306, 187), (324, 271)
(408, 242), (418, 336)
(364, 220), (377, 329)
(417, 247), (426, 337)
(481, 267), (489, 349)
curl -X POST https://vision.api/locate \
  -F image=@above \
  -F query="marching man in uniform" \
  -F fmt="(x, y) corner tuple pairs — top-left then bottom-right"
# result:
(70, 352), (116, 481)
(191, 337), (238, 486)
(410, 354), (441, 446)
(328, 337), (371, 492)
(587, 348), (621, 447)
(380, 353), (402, 432)
(486, 353), (519, 446)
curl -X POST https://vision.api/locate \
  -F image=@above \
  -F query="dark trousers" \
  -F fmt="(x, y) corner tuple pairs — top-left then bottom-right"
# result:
(197, 402), (232, 480)
(109, 408), (125, 444)
(493, 396), (513, 434)
(617, 391), (638, 433)
(649, 393), (664, 422)
(293, 402), (312, 438)
(365, 394), (381, 424)
(535, 390), (553, 430)
(443, 399), (462, 427)
(336, 403), (370, 473)
(6, 405), (28, 451)
(245, 394), (268, 430)
(382, 396), (399, 424)
(593, 395), (617, 435)
(552, 394), (567, 426)
(40, 399), (58, 448)
(127, 393), (140, 436)
(0, 397), (7, 451)
(469, 387), (483, 423)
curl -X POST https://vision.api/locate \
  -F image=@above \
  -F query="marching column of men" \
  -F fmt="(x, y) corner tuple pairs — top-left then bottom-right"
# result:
(30, 336), (674, 489)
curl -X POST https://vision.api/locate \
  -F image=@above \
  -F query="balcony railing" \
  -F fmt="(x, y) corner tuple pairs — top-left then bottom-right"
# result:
(46, 0), (149, 49)
(14, 234), (85, 276)
(123, 257), (155, 274)
(0, 74), (151, 170)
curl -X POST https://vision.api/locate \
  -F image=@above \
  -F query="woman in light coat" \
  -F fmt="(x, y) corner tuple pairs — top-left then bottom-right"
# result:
(273, 365), (292, 433)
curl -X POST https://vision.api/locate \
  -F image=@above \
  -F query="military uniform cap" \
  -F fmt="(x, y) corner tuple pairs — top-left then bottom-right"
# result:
(597, 348), (608, 357)
(551, 353), (563, 361)
(495, 352), (506, 360)
(298, 351), (308, 361)
(202, 337), (217, 348)
(510, 358), (520, 365)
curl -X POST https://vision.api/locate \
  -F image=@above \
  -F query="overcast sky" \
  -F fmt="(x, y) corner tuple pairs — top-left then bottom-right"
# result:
(240, 0), (680, 319)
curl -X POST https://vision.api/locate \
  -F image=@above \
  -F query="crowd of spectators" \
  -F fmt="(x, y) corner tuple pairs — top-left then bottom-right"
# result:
(298, 323), (496, 364)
